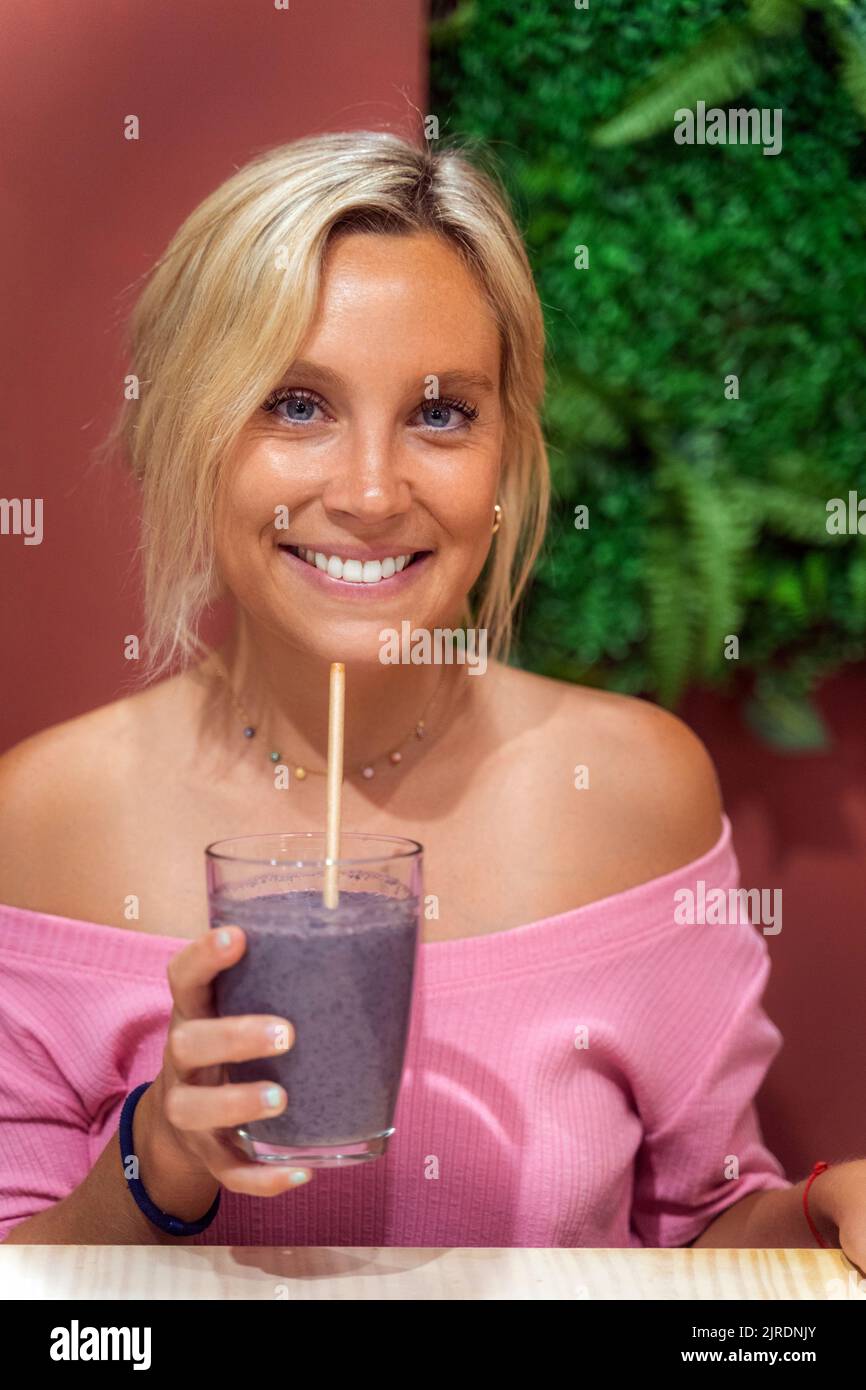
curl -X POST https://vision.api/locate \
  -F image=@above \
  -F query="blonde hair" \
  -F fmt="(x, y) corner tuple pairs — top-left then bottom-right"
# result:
(102, 129), (550, 678)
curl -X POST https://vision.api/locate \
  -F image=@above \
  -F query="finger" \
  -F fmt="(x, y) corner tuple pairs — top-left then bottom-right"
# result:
(167, 926), (247, 1019)
(170, 1015), (295, 1071)
(164, 1078), (289, 1133)
(206, 1140), (314, 1198)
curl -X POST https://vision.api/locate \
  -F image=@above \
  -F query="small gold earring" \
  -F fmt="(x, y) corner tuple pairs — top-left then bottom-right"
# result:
(492, 502), (503, 534)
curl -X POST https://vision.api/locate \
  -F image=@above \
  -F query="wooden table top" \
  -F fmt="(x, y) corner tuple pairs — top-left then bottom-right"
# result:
(1, 1245), (859, 1300)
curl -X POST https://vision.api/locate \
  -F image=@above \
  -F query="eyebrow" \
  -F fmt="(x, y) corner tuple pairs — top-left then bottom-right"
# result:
(281, 360), (497, 394)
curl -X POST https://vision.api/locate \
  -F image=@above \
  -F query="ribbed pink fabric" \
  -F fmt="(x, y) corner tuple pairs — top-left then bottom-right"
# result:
(0, 814), (790, 1246)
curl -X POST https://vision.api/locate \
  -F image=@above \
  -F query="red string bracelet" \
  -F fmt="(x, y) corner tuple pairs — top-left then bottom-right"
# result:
(803, 1160), (831, 1248)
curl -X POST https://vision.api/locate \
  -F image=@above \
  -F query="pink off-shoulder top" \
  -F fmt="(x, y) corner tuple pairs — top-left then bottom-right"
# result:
(0, 814), (790, 1246)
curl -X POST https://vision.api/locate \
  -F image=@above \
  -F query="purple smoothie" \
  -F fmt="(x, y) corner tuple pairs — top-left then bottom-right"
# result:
(211, 888), (420, 1147)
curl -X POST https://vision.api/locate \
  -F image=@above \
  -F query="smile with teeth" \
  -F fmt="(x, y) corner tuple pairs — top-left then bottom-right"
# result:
(283, 545), (421, 584)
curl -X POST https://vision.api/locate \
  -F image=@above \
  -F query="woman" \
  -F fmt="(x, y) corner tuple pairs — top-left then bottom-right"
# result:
(0, 130), (862, 1258)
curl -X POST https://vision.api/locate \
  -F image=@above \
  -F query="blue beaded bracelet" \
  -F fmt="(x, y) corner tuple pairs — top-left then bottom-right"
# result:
(119, 1081), (221, 1237)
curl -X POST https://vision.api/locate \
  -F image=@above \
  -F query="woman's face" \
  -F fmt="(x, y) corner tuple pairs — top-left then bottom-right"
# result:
(214, 230), (504, 664)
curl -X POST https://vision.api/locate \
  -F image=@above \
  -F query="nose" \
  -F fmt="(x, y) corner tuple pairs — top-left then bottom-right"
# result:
(319, 426), (413, 525)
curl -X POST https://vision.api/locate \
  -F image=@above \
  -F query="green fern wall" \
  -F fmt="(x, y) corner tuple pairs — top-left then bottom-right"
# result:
(430, 0), (866, 748)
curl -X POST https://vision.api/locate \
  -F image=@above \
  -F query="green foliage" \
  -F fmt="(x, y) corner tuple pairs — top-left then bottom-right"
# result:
(430, 0), (866, 747)
(823, 1), (866, 120)
(591, 23), (765, 148)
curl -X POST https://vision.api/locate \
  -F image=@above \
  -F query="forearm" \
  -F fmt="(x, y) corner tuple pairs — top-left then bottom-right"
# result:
(692, 1177), (836, 1250)
(3, 1082), (220, 1246)
(3, 1142), (166, 1244)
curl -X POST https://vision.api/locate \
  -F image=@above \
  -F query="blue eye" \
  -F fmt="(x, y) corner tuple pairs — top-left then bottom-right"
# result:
(418, 398), (478, 431)
(280, 398), (317, 422)
(261, 388), (325, 424)
(259, 387), (479, 431)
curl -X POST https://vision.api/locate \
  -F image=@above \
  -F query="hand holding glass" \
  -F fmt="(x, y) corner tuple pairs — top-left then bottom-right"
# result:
(206, 832), (422, 1166)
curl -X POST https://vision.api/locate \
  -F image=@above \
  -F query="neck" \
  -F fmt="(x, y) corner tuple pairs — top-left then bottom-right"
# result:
(207, 612), (477, 775)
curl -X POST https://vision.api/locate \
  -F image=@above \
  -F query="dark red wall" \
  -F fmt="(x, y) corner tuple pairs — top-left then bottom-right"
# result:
(683, 669), (866, 1177)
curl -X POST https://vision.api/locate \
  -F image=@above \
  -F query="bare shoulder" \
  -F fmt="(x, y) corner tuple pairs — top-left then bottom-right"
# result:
(0, 677), (186, 913)
(491, 662), (724, 879)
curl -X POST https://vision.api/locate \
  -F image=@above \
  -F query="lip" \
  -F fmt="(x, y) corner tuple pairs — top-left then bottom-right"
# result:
(277, 544), (434, 598)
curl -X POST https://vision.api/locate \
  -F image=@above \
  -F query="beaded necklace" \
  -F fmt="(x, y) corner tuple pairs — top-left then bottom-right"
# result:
(207, 650), (459, 782)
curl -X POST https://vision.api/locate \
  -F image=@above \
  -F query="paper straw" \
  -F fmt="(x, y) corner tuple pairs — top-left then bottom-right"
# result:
(323, 662), (345, 908)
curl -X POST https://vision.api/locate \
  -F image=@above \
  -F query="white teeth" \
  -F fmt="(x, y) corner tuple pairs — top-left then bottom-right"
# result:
(287, 546), (417, 584)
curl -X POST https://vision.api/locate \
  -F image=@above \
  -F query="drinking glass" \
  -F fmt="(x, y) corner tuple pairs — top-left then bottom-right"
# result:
(205, 832), (423, 1166)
